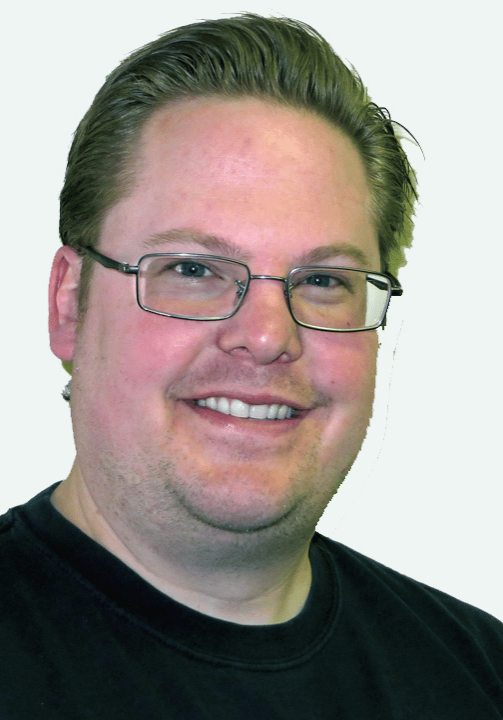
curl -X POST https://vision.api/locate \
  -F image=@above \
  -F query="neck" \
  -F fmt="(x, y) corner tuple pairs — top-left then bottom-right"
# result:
(51, 467), (314, 625)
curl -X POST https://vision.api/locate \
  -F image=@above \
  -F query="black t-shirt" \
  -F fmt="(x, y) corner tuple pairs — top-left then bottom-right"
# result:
(1, 484), (502, 719)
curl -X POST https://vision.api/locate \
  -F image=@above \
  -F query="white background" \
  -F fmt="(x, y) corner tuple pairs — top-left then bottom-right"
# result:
(2, 1), (502, 619)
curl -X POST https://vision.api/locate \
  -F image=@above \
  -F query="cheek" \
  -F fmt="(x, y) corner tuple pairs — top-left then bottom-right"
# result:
(309, 330), (378, 403)
(314, 332), (377, 465)
(80, 267), (212, 382)
(104, 311), (210, 382)
(73, 306), (211, 435)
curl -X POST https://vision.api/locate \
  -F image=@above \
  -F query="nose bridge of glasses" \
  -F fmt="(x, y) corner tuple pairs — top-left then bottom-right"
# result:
(235, 275), (295, 331)
(236, 275), (291, 310)
(248, 274), (290, 297)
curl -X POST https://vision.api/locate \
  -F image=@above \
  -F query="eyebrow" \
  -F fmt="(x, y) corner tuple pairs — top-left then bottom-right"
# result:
(143, 229), (252, 261)
(143, 229), (372, 268)
(295, 243), (371, 268)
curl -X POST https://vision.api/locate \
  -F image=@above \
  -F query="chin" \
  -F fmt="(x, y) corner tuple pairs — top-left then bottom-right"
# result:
(174, 472), (335, 548)
(186, 500), (295, 535)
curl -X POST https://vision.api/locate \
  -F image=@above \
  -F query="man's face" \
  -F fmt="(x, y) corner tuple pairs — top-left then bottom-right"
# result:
(68, 98), (380, 543)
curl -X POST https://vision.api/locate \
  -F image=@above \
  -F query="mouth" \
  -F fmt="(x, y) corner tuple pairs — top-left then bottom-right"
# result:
(193, 396), (299, 420)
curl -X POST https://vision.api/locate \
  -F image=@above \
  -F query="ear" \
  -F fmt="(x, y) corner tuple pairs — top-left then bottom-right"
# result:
(49, 246), (83, 362)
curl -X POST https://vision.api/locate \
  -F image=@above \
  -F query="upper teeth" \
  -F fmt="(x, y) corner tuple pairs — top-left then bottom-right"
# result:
(196, 397), (294, 420)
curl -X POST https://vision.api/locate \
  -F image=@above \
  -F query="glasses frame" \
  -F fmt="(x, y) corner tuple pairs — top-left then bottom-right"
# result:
(79, 246), (403, 332)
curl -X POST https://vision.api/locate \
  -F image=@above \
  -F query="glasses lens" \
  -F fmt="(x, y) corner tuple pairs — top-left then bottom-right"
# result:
(288, 268), (391, 331)
(138, 254), (249, 319)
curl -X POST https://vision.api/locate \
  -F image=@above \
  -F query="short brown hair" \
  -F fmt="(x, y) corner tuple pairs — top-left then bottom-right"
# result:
(59, 14), (417, 313)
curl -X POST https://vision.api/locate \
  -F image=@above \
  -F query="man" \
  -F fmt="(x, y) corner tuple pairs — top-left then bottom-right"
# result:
(1, 14), (502, 718)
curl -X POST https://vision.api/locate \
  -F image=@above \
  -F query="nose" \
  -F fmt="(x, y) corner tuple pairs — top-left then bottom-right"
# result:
(216, 278), (302, 364)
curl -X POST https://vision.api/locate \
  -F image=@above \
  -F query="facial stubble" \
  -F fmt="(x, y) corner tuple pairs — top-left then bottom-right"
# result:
(90, 417), (367, 572)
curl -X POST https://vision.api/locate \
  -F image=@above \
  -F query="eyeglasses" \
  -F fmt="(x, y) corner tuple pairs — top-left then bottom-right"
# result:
(80, 246), (403, 332)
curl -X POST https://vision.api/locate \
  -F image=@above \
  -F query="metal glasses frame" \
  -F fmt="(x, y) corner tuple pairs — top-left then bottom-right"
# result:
(79, 246), (403, 332)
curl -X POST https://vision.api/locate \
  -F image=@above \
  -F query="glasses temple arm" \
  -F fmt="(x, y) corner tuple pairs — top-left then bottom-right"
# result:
(79, 246), (138, 274)
(384, 271), (403, 296)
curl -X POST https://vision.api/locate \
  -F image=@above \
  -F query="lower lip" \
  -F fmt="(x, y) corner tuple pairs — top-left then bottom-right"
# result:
(183, 401), (305, 433)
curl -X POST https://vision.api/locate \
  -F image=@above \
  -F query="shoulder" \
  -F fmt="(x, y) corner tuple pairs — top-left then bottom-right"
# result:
(0, 485), (64, 579)
(0, 507), (15, 534)
(314, 533), (503, 641)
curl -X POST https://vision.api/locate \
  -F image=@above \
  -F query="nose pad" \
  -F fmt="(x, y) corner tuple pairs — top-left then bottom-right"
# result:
(216, 278), (302, 364)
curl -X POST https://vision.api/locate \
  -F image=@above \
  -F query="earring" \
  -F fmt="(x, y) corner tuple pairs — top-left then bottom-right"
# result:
(62, 379), (72, 402)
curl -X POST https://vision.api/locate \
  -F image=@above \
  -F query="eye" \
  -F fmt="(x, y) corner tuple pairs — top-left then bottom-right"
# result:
(172, 261), (214, 278)
(301, 273), (345, 288)
(291, 269), (358, 303)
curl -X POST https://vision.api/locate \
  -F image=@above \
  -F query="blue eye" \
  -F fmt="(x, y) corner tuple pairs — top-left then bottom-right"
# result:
(173, 261), (213, 278)
(302, 273), (343, 288)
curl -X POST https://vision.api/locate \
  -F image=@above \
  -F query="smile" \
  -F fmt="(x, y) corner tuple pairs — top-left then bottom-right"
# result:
(195, 397), (296, 420)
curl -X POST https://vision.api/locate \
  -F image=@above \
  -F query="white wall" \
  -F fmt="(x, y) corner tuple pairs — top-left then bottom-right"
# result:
(2, 0), (502, 619)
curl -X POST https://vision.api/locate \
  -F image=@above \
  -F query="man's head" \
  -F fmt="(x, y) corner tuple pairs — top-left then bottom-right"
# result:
(49, 15), (416, 562)
(59, 14), (415, 316)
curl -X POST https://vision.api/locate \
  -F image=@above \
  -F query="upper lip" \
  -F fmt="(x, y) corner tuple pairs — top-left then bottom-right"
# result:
(183, 392), (313, 411)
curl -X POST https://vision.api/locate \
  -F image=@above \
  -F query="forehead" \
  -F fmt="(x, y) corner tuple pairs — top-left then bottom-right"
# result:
(101, 97), (379, 268)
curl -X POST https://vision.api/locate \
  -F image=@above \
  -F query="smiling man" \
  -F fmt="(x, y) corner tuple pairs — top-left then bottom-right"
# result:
(50, 96), (381, 625)
(1, 14), (502, 719)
